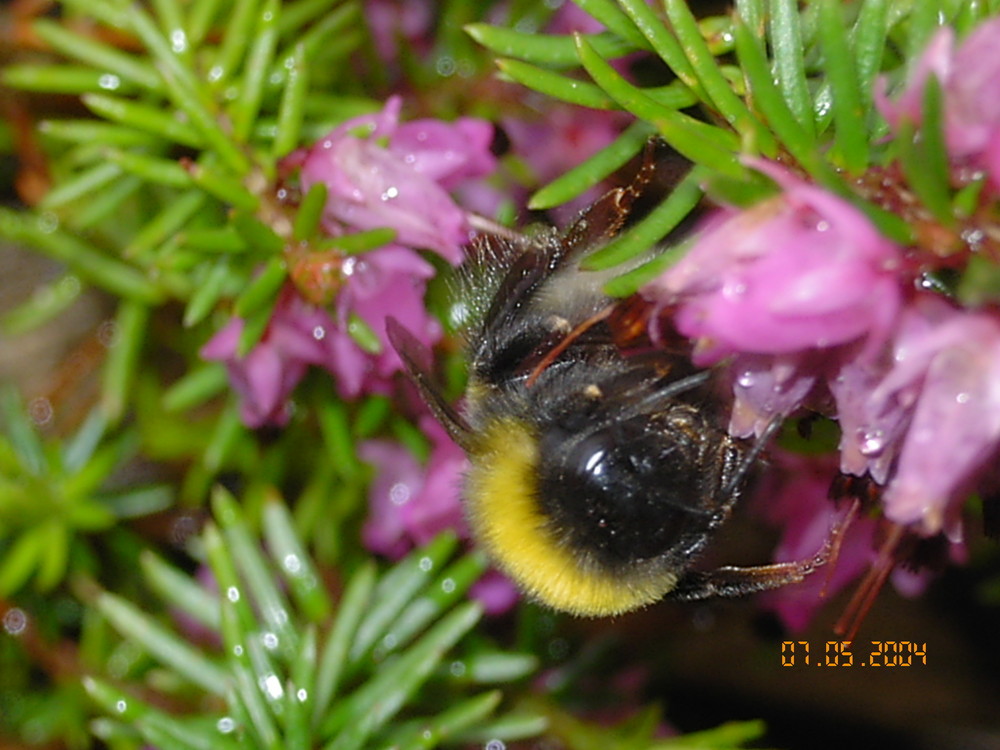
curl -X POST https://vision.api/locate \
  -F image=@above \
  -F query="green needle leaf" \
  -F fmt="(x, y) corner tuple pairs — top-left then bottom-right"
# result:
(162, 363), (229, 412)
(233, 257), (287, 318)
(213, 0), (260, 88)
(571, 0), (651, 50)
(101, 299), (150, 423)
(294, 182), (329, 241)
(104, 149), (193, 188)
(96, 590), (228, 694)
(851, 0), (891, 101)
(212, 487), (301, 656)
(529, 120), (654, 210)
(140, 550), (221, 631)
(312, 561), (376, 726)
(616, 0), (704, 100)
(232, 0), (281, 142)
(182, 259), (236, 327)
(348, 532), (460, 664)
(2, 65), (136, 94)
(584, 169), (703, 272)
(126, 189), (209, 260)
(0, 209), (164, 304)
(262, 496), (334, 623)
(768, 0), (815, 138)
(575, 35), (742, 177)
(39, 161), (123, 210)
(465, 24), (634, 68)
(496, 58), (616, 110)
(32, 19), (162, 92)
(324, 601), (482, 750)
(818, 0), (869, 172)
(273, 43), (309, 158)
(733, 18), (822, 176)
(82, 93), (203, 147)
(663, 0), (775, 152)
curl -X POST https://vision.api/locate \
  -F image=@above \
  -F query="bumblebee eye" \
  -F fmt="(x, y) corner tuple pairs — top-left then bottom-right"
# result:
(539, 414), (719, 566)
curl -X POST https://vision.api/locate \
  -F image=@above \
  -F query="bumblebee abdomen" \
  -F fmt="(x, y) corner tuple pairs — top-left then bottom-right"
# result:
(465, 417), (680, 617)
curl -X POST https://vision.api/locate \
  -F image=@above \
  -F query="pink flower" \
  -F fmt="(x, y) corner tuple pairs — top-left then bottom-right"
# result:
(299, 96), (496, 263)
(645, 164), (903, 364)
(328, 245), (441, 399)
(728, 352), (819, 438)
(365, 0), (435, 65)
(878, 18), (1000, 186)
(361, 416), (468, 555)
(203, 246), (442, 423)
(360, 416), (519, 614)
(200, 289), (336, 427)
(843, 295), (1000, 537)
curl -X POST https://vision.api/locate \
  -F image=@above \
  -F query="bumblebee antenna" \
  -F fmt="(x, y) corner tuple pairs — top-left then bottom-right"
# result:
(385, 318), (475, 451)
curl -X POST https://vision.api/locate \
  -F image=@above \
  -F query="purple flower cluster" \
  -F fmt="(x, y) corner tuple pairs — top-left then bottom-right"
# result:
(645, 20), (1000, 579)
(202, 97), (496, 426)
(360, 416), (519, 614)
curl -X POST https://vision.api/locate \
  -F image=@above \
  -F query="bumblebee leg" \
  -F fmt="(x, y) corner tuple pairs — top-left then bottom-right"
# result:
(670, 500), (859, 601)
(669, 557), (827, 600)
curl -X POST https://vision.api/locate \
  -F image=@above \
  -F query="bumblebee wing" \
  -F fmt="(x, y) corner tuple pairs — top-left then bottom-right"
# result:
(385, 317), (474, 450)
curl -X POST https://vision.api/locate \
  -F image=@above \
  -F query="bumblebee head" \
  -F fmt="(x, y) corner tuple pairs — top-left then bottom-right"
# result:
(464, 407), (741, 617)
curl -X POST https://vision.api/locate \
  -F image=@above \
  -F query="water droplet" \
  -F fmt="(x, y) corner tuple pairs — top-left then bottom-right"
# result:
(436, 56), (456, 76)
(859, 430), (885, 456)
(262, 632), (279, 650)
(226, 586), (240, 602)
(115, 699), (128, 714)
(486, 740), (506, 750)
(217, 717), (236, 733)
(296, 688), (308, 702)
(736, 371), (756, 388)
(956, 392), (970, 404)
(98, 73), (120, 90)
(170, 29), (187, 53)
(382, 632), (397, 649)
(208, 65), (224, 82)
(311, 324), (327, 341)
(441, 577), (456, 594)
(97, 320), (119, 348)
(380, 186), (399, 201)
(283, 554), (302, 574)
(389, 481), (411, 505)
(3, 608), (27, 635)
(261, 674), (284, 700)
(233, 645), (243, 657)
(28, 397), (52, 427)
(449, 660), (466, 677)
(722, 280), (746, 297)
(342, 257), (357, 276)
(418, 556), (433, 572)
(37, 212), (59, 234)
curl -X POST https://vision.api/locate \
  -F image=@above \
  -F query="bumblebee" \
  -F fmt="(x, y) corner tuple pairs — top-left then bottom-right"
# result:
(387, 160), (826, 617)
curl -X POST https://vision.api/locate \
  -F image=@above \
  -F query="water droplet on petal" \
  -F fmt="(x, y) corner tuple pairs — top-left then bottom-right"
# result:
(859, 430), (885, 456)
